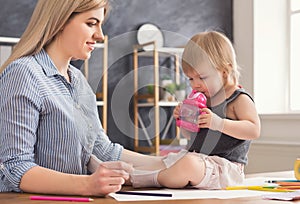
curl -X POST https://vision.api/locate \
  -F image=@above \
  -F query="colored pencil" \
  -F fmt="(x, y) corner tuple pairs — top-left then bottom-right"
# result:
(226, 186), (294, 192)
(30, 195), (94, 202)
(266, 180), (300, 183)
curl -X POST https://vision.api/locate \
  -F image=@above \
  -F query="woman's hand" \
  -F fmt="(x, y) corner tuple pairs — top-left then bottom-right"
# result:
(198, 108), (224, 131)
(87, 161), (133, 196)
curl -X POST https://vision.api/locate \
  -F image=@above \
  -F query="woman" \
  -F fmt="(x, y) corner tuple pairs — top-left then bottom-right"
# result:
(0, 0), (164, 196)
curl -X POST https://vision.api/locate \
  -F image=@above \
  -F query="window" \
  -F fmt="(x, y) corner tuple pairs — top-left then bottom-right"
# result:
(290, 0), (300, 111)
(253, 0), (300, 114)
(234, 0), (300, 161)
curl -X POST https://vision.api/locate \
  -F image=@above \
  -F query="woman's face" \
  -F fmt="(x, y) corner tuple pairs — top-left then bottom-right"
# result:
(57, 7), (105, 60)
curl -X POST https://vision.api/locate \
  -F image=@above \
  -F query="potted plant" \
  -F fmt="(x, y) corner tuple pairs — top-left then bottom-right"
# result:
(175, 83), (186, 101)
(146, 84), (155, 102)
(161, 75), (173, 87)
(160, 75), (173, 101)
(164, 83), (176, 101)
(147, 84), (154, 95)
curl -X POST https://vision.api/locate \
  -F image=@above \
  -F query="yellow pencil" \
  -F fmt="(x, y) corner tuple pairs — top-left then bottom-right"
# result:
(225, 186), (294, 192)
(247, 186), (294, 192)
(225, 185), (262, 190)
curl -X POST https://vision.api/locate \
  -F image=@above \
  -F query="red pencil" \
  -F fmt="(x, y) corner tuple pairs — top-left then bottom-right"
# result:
(30, 195), (94, 202)
(277, 186), (300, 190)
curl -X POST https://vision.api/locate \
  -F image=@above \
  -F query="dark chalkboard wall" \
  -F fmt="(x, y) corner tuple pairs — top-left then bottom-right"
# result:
(0, 0), (232, 150)
(0, 0), (37, 37)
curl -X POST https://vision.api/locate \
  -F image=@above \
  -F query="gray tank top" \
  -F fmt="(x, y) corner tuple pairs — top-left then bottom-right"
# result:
(187, 88), (253, 164)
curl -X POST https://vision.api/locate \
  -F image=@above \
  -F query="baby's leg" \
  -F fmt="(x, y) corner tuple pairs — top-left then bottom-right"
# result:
(130, 150), (188, 188)
(130, 169), (161, 188)
(158, 153), (206, 188)
(130, 150), (206, 188)
(129, 157), (165, 188)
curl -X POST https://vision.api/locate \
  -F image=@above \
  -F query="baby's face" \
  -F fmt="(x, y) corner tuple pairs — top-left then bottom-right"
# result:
(183, 62), (224, 99)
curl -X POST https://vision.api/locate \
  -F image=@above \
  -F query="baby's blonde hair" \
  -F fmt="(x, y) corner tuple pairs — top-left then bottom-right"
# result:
(182, 31), (240, 85)
(0, 0), (108, 73)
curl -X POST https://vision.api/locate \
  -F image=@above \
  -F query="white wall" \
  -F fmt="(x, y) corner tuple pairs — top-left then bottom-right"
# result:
(0, 46), (11, 66)
(234, 0), (300, 173)
(233, 0), (254, 96)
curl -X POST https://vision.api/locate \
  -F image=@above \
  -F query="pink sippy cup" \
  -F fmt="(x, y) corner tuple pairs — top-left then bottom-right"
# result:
(176, 90), (207, 132)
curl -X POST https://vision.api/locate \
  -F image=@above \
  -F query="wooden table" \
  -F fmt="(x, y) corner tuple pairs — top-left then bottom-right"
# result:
(1, 171), (299, 204)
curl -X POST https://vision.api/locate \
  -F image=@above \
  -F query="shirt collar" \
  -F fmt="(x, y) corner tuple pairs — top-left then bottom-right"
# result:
(33, 49), (80, 86)
(33, 49), (61, 77)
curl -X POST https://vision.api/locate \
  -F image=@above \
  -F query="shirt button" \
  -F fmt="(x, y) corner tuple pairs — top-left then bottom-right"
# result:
(76, 104), (81, 109)
(89, 143), (93, 149)
(0, 163), (4, 170)
(89, 124), (93, 129)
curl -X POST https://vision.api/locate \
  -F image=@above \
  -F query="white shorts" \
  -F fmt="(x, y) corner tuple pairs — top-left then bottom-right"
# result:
(163, 150), (244, 189)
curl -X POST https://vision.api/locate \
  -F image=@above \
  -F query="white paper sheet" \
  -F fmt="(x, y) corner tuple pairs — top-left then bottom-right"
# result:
(109, 176), (295, 201)
(109, 189), (274, 201)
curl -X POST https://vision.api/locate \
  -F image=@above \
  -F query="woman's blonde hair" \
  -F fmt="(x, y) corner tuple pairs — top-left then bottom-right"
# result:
(0, 0), (108, 73)
(182, 31), (240, 85)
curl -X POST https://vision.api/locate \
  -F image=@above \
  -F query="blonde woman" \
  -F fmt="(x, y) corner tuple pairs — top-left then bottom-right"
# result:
(0, 0), (167, 196)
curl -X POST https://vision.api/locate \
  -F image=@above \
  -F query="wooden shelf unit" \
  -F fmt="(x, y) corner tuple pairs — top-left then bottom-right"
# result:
(133, 41), (184, 155)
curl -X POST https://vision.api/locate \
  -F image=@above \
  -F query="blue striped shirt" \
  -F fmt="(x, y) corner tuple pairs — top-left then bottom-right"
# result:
(0, 49), (123, 192)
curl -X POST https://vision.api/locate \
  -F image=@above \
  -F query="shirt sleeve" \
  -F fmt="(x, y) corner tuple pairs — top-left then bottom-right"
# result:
(0, 61), (41, 192)
(92, 128), (124, 162)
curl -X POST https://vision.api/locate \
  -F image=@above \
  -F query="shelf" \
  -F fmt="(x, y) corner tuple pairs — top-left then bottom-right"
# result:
(93, 43), (105, 49)
(0, 37), (19, 45)
(0, 37), (106, 47)
(96, 101), (104, 106)
(133, 41), (182, 155)
(137, 101), (179, 107)
(158, 101), (179, 106)
(137, 47), (184, 58)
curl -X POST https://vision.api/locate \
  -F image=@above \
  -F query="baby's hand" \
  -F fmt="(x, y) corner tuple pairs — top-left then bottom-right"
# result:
(198, 108), (224, 131)
(173, 103), (182, 119)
